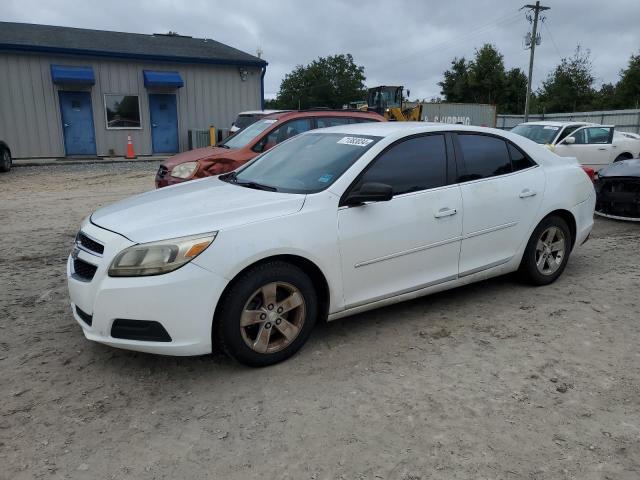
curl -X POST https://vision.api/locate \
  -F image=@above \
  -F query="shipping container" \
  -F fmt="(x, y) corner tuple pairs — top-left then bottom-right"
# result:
(405, 102), (497, 127)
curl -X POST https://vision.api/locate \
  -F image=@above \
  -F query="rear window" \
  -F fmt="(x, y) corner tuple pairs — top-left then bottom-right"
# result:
(458, 134), (512, 180)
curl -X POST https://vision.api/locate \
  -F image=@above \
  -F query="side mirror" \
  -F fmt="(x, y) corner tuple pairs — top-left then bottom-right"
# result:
(344, 182), (393, 206)
(563, 136), (576, 145)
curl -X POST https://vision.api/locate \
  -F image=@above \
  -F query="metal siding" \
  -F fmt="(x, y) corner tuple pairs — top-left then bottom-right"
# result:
(0, 51), (262, 158)
(497, 109), (640, 133)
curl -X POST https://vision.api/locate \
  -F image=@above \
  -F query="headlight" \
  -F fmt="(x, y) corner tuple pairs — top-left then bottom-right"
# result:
(171, 162), (198, 179)
(108, 232), (217, 277)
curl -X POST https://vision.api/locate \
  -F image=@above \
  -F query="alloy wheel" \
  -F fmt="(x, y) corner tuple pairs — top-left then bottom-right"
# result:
(240, 281), (306, 354)
(535, 226), (566, 275)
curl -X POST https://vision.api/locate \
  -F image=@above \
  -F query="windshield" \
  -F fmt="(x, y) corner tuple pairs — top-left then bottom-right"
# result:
(511, 124), (560, 144)
(223, 119), (277, 149)
(232, 133), (382, 193)
(234, 114), (262, 130)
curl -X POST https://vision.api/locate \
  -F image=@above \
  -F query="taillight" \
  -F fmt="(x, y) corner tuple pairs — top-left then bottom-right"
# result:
(581, 166), (596, 182)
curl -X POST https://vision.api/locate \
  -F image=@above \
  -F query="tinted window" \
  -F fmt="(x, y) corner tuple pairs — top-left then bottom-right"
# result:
(458, 134), (511, 180)
(356, 135), (447, 196)
(234, 114), (262, 129)
(316, 117), (350, 128)
(508, 143), (536, 171)
(350, 117), (378, 124)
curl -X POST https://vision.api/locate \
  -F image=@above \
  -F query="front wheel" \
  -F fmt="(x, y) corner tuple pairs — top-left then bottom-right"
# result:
(214, 261), (318, 367)
(0, 149), (11, 173)
(519, 216), (572, 286)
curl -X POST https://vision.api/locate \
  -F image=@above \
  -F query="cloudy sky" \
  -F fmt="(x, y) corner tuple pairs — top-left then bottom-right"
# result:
(2, 0), (638, 100)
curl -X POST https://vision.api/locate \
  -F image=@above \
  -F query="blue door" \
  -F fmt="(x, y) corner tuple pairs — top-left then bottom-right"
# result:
(149, 94), (179, 153)
(59, 91), (97, 155)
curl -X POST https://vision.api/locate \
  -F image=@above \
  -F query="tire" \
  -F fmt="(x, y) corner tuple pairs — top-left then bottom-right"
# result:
(214, 261), (318, 367)
(614, 153), (632, 162)
(519, 215), (572, 286)
(0, 148), (11, 173)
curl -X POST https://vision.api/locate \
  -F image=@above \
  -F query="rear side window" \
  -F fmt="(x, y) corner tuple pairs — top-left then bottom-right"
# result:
(316, 117), (350, 128)
(457, 134), (512, 181)
(508, 143), (536, 171)
(355, 134), (447, 195)
(350, 117), (379, 124)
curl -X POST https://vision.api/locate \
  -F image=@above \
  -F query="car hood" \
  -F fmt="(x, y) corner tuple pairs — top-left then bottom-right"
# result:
(91, 177), (305, 243)
(161, 146), (239, 169)
(598, 158), (640, 178)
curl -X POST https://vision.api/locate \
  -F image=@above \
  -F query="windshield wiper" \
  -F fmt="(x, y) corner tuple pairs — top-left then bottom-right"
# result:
(220, 171), (238, 182)
(217, 144), (230, 149)
(235, 180), (278, 192)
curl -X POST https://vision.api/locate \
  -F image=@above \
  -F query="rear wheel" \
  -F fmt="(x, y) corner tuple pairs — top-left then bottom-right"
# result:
(519, 216), (572, 285)
(0, 148), (11, 172)
(614, 153), (632, 162)
(214, 261), (317, 367)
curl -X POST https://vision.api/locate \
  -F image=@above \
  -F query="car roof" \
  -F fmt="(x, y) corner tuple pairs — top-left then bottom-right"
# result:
(237, 110), (288, 116)
(262, 109), (384, 121)
(305, 121), (515, 138)
(517, 121), (591, 127)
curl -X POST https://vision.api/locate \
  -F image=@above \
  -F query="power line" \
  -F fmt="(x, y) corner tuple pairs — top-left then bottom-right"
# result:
(541, 19), (562, 61)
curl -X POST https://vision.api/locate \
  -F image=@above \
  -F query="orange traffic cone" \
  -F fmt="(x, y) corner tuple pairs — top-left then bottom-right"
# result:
(126, 135), (136, 159)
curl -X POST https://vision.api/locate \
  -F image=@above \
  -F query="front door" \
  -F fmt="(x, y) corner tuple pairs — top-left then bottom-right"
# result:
(338, 134), (463, 308)
(59, 91), (96, 156)
(554, 126), (615, 170)
(149, 94), (179, 153)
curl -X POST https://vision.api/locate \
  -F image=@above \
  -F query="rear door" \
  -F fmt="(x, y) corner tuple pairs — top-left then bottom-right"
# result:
(455, 133), (545, 276)
(338, 134), (462, 308)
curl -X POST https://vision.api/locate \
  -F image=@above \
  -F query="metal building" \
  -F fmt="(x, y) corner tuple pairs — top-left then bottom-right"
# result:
(0, 22), (267, 159)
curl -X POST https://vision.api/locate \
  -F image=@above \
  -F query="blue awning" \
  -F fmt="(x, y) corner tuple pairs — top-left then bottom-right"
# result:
(143, 70), (184, 88)
(50, 65), (95, 85)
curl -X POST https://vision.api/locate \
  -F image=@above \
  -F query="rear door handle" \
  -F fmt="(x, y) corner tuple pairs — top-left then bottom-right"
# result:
(519, 189), (537, 198)
(598, 147), (607, 151)
(434, 207), (457, 218)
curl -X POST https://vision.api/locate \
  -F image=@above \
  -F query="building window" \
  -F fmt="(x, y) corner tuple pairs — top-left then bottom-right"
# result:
(104, 94), (141, 129)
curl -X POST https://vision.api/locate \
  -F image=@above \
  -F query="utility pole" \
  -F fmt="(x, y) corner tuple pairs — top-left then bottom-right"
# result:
(523, 1), (550, 122)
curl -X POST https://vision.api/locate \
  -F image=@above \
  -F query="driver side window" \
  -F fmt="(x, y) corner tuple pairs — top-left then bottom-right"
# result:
(354, 134), (447, 196)
(256, 119), (312, 152)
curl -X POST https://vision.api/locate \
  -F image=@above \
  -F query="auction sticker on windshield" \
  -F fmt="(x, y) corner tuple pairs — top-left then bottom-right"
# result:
(337, 136), (374, 147)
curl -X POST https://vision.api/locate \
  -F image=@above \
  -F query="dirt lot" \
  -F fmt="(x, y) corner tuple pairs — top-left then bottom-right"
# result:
(1, 162), (639, 480)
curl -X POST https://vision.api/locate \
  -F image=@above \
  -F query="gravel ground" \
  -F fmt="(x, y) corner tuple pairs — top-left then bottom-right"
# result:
(1, 162), (639, 480)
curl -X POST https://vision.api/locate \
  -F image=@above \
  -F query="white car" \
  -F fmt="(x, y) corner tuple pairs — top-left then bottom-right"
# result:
(511, 121), (640, 170)
(67, 123), (595, 366)
(229, 110), (288, 134)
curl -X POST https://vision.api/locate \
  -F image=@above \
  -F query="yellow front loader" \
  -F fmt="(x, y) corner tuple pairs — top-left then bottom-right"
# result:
(365, 86), (422, 121)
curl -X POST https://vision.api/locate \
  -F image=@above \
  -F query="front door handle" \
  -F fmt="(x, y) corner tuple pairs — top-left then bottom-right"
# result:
(434, 207), (457, 218)
(519, 189), (537, 198)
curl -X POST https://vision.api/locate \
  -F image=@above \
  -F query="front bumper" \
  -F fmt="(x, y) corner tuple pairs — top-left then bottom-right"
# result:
(595, 176), (640, 221)
(67, 222), (228, 356)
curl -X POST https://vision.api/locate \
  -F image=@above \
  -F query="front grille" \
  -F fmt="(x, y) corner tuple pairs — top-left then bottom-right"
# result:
(595, 177), (640, 219)
(111, 319), (172, 342)
(73, 258), (98, 281)
(75, 306), (93, 326)
(77, 232), (104, 255)
(157, 165), (168, 179)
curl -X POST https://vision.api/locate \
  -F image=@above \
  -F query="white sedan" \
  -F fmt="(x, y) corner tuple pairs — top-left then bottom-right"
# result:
(67, 123), (595, 366)
(511, 121), (640, 170)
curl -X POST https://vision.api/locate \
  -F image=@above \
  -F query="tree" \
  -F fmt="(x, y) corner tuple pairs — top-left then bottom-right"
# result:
(438, 44), (527, 114)
(271, 54), (366, 109)
(468, 44), (506, 105)
(537, 45), (595, 112)
(614, 52), (640, 108)
(438, 57), (471, 103)
(501, 68), (528, 114)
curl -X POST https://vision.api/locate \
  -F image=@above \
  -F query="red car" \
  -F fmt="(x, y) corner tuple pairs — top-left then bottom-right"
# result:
(156, 109), (385, 188)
